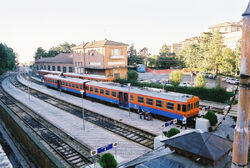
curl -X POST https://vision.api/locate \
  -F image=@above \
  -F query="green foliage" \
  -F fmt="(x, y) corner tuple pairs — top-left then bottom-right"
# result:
(114, 79), (233, 103)
(179, 44), (200, 69)
(0, 44), (17, 74)
(169, 71), (183, 87)
(226, 134), (230, 140)
(204, 111), (218, 126)
(127, 70), (138, 82)
(98, 153), (117, 168)
(165, 128), (180, 138)
(194, 73), (206, 88)
(34, 42), (76, 60)
(232, 100), (238, 105)
(220, 48), (236, 75)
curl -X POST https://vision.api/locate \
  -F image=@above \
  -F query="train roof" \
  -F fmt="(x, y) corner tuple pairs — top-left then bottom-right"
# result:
(38, 70), (62, 74)
(87, 82), (197, 102)
(63, 73), (113, 80)
(44, 74), (89, 84)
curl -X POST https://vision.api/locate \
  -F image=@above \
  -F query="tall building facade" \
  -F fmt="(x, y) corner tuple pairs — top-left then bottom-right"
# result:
(72, 39), (128, 79)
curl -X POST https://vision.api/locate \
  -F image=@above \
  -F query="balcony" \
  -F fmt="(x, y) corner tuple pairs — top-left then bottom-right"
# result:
(110, 55), (124, 59)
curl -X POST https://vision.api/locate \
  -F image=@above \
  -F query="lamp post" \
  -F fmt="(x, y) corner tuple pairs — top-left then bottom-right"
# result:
(80, 90), (85, 131)
(127, 83), (131, 118)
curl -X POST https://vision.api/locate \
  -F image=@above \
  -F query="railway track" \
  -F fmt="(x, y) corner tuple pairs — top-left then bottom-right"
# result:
(0, 75), (94, 167)
(12, 75), (156, 149)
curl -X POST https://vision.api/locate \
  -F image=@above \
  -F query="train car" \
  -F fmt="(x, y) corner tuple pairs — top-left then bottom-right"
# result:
(38, 70), (62, 79)
(63, 73), (115, 82)
(44, 74), (89, 95)
(85, 82), (199, 120)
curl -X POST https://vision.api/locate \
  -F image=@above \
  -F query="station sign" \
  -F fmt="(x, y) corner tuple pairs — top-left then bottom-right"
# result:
(161, 119), (177, 128)
(91, 142), (118, 156)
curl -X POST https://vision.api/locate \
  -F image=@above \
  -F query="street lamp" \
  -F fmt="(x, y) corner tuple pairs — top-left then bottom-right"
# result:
(127, 83), (131, 118)
(80, 90), (85, 131)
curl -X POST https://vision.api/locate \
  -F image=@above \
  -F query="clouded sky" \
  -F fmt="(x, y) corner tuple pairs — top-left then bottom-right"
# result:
(0, 0), (248, 63)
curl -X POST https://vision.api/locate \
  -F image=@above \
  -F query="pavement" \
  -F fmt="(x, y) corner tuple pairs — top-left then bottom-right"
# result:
(2, 77), (151, 162)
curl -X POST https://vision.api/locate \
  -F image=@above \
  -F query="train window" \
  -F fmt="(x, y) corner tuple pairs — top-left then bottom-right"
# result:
(191, 103), (193, 110)
(90, 87), (93, 92)
(156, 100), (162, 107)
(76, 84), (79, 89)
(196, 101), (199, 108)
(177, 104), (181, 111)
(105, 90), (110, 95)
(100, 89), (104, 94)
(146, 98), (153, 106)
(188, 104), (190, 111)
(80, 85), (83, 90)
(167, 102), (174, 110)
(62, 81), (64, 85)
(182, 105), (187, 112)
(112, 91), (116, 97)
(69, 83), (71, 87)
(72, 84), (75, 88)
(95, 88), (99, 93)
(65, 82), (68, 86)
(138, 96), (144, 103)
(130, 95), (134, 101)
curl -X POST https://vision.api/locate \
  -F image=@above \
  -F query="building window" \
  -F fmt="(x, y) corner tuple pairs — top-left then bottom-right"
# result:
(36, 65), (39, 70)
(146, 98), (153, 106)
(48, 65), (51, 71)
(112, 91), (116, 97)
(69, 67), (73, 72)
(52, 66), (55, 71)
(44, 65), (46, 70)
(156, 100), (162, 107)
(57, 66), (61, 71)
(167, 102), (174, 110)
(63, 66), (66, 73)
(40, 65), (43, 69)
(105, 90), (110, 95)
(114, 73), (120, 79)
(111, 49), (121, 56)
(137, 96), (144, 103)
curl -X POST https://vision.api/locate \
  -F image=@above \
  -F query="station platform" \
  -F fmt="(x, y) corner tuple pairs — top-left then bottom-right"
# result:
(2, 78), (152, 162)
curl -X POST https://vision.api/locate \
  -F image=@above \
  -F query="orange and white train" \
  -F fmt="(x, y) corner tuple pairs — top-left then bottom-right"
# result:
(44, 74), (199, 120)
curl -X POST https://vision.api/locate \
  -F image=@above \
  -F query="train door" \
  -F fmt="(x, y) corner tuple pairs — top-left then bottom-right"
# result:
(118, 92), (123, 106)
(124, 93), (128, 107)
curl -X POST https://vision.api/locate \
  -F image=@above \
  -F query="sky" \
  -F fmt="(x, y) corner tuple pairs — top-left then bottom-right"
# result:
(0, 0), (248, 63)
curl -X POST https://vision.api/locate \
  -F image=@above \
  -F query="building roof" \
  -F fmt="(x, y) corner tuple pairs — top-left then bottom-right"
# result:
(35, 53), (73, 64)
(162, 131), (233, 162)
(84, 39), (128, 48)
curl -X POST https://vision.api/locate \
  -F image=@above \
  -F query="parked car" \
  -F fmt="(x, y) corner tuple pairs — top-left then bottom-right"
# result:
(227, 78), (239, 85)
(179, 81), (194, 87)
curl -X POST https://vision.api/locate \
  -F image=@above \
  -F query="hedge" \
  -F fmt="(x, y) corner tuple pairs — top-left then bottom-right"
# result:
(164, 128), (180, 138)
(115, 79), (234, 103)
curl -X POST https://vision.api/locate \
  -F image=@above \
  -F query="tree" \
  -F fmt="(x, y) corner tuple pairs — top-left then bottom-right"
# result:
(159, 44), (170, 57)
(169, 71), (183, 87)
(127, 70), (138, 82)
(138, 47), (150, 65)
(165, 128), (180, 138)
(34, 47), (47, 60)
(0, 43), (17, 73)
(98, 153), (117, 168)
(194, 73), (206, 88)
(147, 55), (157, 67)
(179, 44), (200, 70)
(220, 48), (236, 75)
(204, 111), (218, 126)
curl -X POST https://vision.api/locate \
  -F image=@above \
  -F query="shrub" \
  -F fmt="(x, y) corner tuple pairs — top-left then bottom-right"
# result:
(98, 153), (117, 168)
(165, 128), (180, 138)
(232, 100), (238, 105)
(204, 111), (218, 126)
(169, 71), (183, 87)
(127, 70), (138, 82)
(194, 73), (206, 88)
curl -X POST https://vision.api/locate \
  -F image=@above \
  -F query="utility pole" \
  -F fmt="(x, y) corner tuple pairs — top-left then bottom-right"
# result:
(232, 1), (250, 168)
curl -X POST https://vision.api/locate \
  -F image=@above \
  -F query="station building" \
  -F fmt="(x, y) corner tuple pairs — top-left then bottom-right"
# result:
(34, 53), (74, 73)
(34, 39), (129, 79)
(72, 39), (129, 79)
